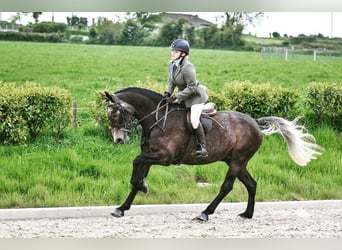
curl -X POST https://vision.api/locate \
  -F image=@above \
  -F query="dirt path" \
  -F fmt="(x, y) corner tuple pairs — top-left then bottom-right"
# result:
(1, 201), (341, 238)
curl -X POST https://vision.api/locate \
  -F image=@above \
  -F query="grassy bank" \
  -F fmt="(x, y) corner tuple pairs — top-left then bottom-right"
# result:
(0, 41), (341, 208)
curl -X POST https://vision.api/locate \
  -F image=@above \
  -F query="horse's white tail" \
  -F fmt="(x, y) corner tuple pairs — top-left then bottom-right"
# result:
(256, 116), (324, 166)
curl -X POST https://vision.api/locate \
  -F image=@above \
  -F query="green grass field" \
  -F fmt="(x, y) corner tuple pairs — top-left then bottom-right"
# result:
(0, 41), (341, 208)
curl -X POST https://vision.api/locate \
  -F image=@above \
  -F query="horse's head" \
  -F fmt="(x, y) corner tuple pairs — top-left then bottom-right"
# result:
(101, 91), (135, 144)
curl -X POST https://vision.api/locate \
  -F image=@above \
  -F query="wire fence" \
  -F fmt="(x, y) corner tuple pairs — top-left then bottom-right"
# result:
(71, 102), (96, 126)
(260, 47), (342, 61)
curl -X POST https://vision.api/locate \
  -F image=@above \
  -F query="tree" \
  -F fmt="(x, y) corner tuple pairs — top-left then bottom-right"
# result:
(199, 25), (219, 48)
(66, 15), (88, 29)
(89, 26), (98, 39)
(10, 12), (23, 24)
(133, 12), (162, 32)
(96, 18), (124, 45)
(272, 31), (281, 38)
(19, 12), (42, 24)
(120, 19), (146, 45)
(157, 18), (187, 46)
(184, 25), (195, 46)
(32, 12), (42, 23)
(67, 15), (79, 26)
(224, 12), (263, 28)
(79, 17), (88, 29)
(224, 12), (264, 47)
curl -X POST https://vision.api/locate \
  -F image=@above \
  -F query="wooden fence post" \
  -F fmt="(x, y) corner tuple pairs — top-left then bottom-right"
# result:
(72, 102), (78, 126)
(285, 49), (288, 61)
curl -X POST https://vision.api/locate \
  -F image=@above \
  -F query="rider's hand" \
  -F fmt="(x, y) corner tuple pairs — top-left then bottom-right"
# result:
(167, 95), (176, 103)
(163, 92), (171, 98)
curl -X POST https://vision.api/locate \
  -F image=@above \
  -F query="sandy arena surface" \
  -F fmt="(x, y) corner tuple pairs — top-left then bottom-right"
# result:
(0, 200), (341, 238)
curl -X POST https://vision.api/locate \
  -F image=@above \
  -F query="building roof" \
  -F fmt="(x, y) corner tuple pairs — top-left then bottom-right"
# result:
(162, 13), (214, 27)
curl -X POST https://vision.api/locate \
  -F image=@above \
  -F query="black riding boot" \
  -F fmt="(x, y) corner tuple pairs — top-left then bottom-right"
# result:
(194, 124), (208, 157)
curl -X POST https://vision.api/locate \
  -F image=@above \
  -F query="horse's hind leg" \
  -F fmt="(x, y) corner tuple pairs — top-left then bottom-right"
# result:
(237, 168), (257, 219)
(195, 164), (240, 222)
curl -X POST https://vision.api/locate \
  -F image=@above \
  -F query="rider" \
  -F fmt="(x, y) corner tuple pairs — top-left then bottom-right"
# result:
(164, 39), (209, 157)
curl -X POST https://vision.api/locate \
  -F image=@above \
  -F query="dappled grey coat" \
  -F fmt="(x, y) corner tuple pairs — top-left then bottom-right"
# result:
(165, 57), (208, 108)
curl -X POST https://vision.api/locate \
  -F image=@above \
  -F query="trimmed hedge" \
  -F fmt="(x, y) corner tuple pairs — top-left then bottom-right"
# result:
(0, 31), (64, 43)
(19, 22), (68, 33)
(305, 82), (342, 129)
(90, 90), (111, 133)
(0, 82), (72, 144)
(222, 81), (299, 118)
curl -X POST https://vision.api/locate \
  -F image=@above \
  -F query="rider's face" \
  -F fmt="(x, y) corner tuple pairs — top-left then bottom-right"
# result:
(171, 50), (183, 61)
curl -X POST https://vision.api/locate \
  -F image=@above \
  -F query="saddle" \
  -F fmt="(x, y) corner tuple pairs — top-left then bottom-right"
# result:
(186, 102), (217, 134)
(201, 102), (217, 117)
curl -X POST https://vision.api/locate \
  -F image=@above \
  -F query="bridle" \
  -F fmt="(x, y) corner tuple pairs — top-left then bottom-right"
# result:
(108, 94), (136, 133)
(108, 95), (170, 134)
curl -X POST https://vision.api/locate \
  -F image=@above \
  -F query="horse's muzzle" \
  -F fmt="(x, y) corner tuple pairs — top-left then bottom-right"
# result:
(111, 128), (129, 144)
(115, 137), (125, 144)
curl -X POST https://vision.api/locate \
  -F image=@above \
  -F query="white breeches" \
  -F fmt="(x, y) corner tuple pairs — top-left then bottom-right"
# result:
(190, 103), (204, 129)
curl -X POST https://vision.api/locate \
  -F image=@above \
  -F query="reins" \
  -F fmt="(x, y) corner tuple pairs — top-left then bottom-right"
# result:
(137, 99), (224, 133)
(118, 96), (223, 134)
(136, 98), (168, 127)
(135, 98), (188, 133)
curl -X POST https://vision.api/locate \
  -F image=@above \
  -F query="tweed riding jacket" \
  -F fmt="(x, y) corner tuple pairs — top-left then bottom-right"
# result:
(165, 57), (208, 108)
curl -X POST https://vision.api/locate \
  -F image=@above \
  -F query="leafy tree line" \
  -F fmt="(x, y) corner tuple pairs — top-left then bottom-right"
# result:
(5, 12), (340, 51)
(88, 12), (263, 49)
(5, 12), (263, 49)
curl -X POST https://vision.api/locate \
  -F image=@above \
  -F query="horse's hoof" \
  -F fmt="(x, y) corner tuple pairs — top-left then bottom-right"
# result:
(193, 212), (208, 222)
(238, 212), (253, 219)
(140, 183), (148, 194)
(110, 208), (124, 218)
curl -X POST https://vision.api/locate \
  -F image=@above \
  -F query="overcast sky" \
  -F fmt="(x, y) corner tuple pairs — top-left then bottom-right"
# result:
(1, 12), (341, 38)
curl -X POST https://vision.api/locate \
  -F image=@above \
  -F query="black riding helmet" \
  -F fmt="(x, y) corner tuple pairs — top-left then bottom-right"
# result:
(170, 39), (190, 55)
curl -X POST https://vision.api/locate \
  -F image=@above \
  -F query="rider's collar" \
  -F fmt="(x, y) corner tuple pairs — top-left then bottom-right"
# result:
(173, 57), (185, 67)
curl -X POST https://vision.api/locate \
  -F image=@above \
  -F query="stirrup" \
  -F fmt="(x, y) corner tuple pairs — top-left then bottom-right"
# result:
(195, 146), (208, 157)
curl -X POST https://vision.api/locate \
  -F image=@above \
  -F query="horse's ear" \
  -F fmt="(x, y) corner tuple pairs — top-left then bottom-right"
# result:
(103, 91), (115, 103)
(99, 91), (108, 101)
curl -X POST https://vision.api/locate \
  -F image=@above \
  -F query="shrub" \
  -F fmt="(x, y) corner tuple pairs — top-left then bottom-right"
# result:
(208, 90), (231, 111)
(30, 21), (67, 33)
(0, 31), (64, 43)
(223, 81), (299, 118)
(90, 90), (111, 132)
(0, 82), (72, 144)
(305, 82), (342, 130)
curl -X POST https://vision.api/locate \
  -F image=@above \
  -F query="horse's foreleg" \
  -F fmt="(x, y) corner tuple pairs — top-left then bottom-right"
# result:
(195, 165), (240, 222)
(237, 168), (257, 219)
(129, 156), (151, 193)
(111, 156), (151, 218)
(111, 187), (138, 217)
